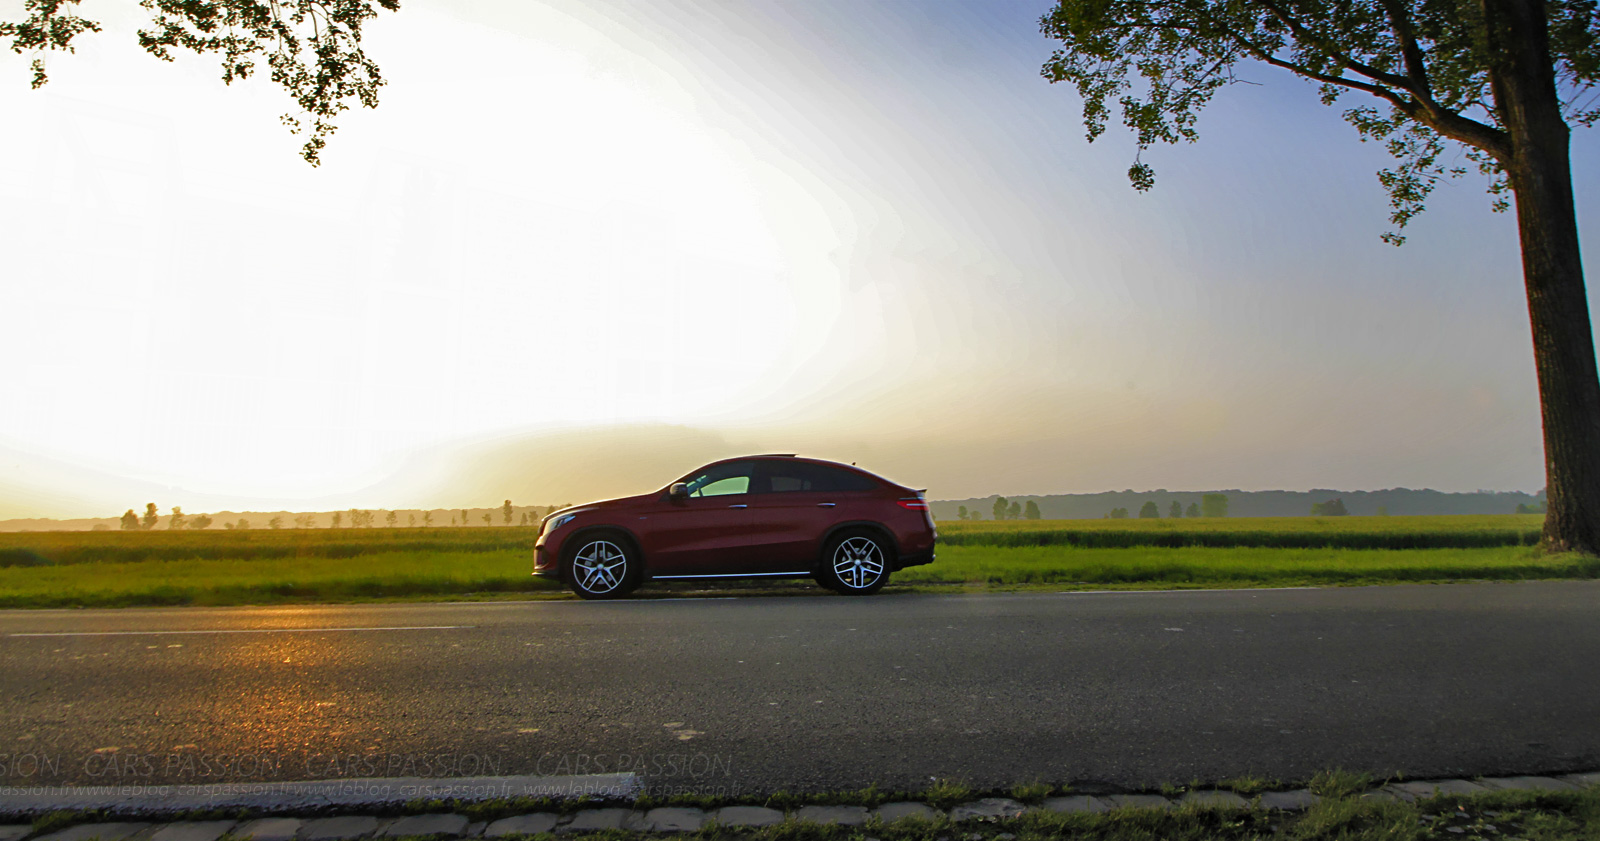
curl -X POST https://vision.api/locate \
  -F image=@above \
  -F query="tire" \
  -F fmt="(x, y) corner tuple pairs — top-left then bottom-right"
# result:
(820, 529), (891, 595)
(566, 533), (640, 600)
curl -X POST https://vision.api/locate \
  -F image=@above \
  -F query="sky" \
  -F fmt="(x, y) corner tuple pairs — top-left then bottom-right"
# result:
(1, 0), (1594, 518)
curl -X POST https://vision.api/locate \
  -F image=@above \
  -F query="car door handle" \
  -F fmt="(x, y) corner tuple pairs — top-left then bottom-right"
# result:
(817, 502), (836, 508)
(728, 504), (747, 509)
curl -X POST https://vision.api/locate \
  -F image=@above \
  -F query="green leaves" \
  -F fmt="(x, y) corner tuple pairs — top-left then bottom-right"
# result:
(4, 0), (398, 165)
(1039, 0), (1597, 241)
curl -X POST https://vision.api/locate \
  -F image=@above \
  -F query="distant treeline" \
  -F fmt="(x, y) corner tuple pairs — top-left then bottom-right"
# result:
(931, 488), (1546, 521)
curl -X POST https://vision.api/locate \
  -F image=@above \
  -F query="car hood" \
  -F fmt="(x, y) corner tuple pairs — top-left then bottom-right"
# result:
(542, 491), (657, 522)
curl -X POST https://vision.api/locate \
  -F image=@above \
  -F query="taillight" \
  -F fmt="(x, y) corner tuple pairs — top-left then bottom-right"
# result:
(897, 497), (928, 510)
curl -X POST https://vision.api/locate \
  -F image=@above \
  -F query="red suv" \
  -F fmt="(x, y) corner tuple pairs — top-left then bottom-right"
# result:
(532, 455), (937, 599)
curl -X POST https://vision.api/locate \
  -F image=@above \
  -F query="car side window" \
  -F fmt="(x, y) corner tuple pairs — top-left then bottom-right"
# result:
(694, 476), (749, 497)
(756, 462), (879, 493)
(684, 462), (754, 497)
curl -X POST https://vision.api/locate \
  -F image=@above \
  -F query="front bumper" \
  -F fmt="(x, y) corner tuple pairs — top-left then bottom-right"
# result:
(531, 543), (561, 581)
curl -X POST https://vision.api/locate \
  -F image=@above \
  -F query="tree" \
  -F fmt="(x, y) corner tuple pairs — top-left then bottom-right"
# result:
(1139, 500), (1160, 518)
(1311, 498), (1350, 515)
(958, 505), (970, 520)
(423, 511), (433, 527)
(1108, 507), (1130, 518)
(1201, 493), (1230, 517)
(191, 514), (213, 529)
(120, 509), (139, 531)
(1040, 0), (1600, 554)
(385, 510), (398, 528)
(481, 512), (492, 526)
(142, 503), (159, 530)
(235, 518), (251, 530)
(503, 500), (514, 526)
(410, 513), (418, 527)
(167, 506), (185, 530)
(293, 515), (314, 529)
(993, 497), (1010, 521)
(268, 516), (284, 529)
(1377, 504), (1391, 516)
(331, 511), (343, 528)
(1169, 500), (1183, 518)
(4, 0), (399, 165)
(1008, 501), (1022, 519)
(1186, 502), (1202, 517)
(460, 509), (469, 527)
(1025, 500), (1042, 519)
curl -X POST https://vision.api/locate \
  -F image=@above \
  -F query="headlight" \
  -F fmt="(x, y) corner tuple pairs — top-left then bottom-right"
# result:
(543, 514), (576, 534)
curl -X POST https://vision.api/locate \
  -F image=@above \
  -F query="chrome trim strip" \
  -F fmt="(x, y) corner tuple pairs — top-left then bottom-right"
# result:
(653, 571), (810, 579)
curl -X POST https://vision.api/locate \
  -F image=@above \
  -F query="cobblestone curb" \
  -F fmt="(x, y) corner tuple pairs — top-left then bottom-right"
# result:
(5, 771), (1595, 841)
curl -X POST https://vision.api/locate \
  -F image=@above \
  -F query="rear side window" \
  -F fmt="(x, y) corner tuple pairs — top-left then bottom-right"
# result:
(759, 462), (878, 493)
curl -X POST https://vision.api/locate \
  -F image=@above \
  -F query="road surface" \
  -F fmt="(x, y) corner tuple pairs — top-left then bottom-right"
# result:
(2, 583), (1598, 795)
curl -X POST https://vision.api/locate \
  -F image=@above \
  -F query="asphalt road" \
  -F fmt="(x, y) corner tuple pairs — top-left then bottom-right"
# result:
(3, 583), (1598, 796)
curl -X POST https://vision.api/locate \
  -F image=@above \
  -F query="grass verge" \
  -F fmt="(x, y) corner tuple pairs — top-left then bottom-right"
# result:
(12, 780), (1600, 841)
(2, 543), (1598, 608)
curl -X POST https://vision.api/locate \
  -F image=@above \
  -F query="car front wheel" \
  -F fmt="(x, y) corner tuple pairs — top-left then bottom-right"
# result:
(567, 535), (640, 600)
(820, 530), (890, 595)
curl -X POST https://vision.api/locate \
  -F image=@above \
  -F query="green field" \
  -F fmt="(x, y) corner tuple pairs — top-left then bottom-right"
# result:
(935, 514), (1546, 549)
(0, 515), (1588, 608)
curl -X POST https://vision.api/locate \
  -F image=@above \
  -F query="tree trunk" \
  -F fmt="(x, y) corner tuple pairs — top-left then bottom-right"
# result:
(1483, 0), (1600, 553)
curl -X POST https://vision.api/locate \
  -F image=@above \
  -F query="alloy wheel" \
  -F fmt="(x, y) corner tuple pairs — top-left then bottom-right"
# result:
(831, 536), (885, 590)
(572, 539), (629, 595)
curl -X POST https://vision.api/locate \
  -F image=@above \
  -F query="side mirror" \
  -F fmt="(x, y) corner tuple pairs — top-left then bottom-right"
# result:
(668, 482), (688, 500)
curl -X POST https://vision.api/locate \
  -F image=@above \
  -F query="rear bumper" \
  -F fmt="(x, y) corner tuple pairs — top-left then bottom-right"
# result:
(895, 547), (935, 570)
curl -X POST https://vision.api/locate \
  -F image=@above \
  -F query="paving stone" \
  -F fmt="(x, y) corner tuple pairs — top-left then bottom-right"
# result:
(378, 815), (468, 838)
(1102, 795), (1173, 811)
(233, 819), (302, 841)
(1035, 796), (1106, 814)
(795, 806), (869, 826)
(0, 826), (34, 841)
(1386, 780), (1490, 801)
(949, 798), (1026, 822)
(37, 824), (152, 841)
(1477, 776), (1580, 793)
(1562, 772), (1600, 787)
(640, 809), (706, 832)
(711, 807), (785, 828)
(147, 822), (237, 841)
(873, 802), (942, 822)
(1358, 790), (1406, 803)
(1258, 790), (1319, 811)
(299, 817), (380, 841)
(463, 823), (485, 838)
(557, 809), (638, 834)
(1181, 791), (1251, 809)
(483, 815), (558, 837)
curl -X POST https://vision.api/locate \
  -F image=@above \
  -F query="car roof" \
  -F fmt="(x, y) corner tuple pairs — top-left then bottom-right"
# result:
(693, 454), (886, 478)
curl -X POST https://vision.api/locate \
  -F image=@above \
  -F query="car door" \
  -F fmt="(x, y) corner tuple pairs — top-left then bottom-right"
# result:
(743, 461), (843, 573)
(640, 461), (758, 576)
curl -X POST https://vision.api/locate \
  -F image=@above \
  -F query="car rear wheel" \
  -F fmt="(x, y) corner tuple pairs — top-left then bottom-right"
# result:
(820, 530), (890, 595)
(567, 535), (640, 600)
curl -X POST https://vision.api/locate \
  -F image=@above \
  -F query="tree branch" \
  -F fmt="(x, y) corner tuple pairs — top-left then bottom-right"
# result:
(1253, 0), (1413, 89)
(1380, 0), (1434, 101)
